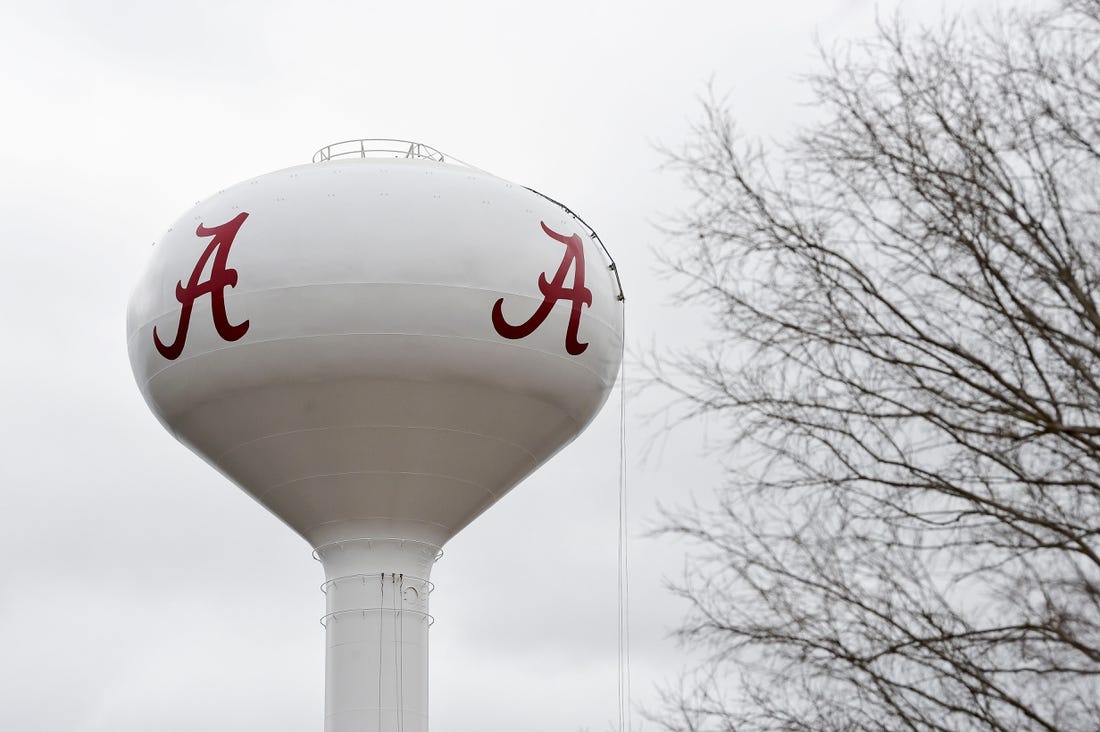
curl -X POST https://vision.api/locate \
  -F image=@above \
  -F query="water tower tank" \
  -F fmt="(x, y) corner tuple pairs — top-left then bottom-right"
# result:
(126, 139), (624, 732)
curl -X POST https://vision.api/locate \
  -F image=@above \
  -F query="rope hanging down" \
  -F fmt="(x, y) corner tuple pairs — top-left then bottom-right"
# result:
(523, 182), (630, 732)
(617, 308), (631, 732)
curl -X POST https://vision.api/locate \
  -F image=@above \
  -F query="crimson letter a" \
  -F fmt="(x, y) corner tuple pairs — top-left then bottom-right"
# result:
(153, 212), (251, 360)
(492, 221), (593, 355)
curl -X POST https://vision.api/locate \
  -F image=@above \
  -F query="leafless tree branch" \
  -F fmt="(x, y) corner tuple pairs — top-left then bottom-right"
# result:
(650, 2), (1100, 729)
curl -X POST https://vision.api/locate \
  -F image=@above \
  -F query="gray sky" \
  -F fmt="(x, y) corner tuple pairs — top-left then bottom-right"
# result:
(0, 1), (1008, 730)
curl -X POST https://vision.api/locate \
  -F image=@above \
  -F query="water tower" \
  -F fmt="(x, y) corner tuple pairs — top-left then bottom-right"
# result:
(126, 139), (624, 732)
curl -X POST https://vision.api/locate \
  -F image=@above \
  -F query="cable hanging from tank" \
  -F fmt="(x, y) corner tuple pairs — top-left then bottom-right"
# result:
(517, 183), (633, 732)
(617, 305), (631, 732)
(524, 180), (631, 732)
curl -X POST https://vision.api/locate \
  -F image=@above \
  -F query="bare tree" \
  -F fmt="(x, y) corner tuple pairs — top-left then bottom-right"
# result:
(650, 2), (1100, 730)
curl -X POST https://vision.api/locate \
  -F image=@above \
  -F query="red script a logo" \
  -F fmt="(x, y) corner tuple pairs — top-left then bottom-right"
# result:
(492, 221), (593, 355)
(153, 212), (251, 360)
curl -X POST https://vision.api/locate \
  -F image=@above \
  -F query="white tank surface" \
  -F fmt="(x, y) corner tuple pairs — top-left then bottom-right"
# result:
(126, 139), (624, 732)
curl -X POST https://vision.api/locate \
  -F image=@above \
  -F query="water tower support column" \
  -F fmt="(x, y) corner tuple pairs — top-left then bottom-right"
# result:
(315, 538), (440, 732)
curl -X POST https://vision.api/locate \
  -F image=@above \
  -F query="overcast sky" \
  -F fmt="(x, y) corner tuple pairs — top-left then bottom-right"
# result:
(0, 1), (1011, 730)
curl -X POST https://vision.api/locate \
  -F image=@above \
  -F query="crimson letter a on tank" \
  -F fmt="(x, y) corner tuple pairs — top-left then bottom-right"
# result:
(153, 212), (251, 360)
(492, 221), (593, 355)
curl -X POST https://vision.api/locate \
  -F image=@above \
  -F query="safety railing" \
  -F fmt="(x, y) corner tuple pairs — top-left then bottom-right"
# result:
(312, 139), (449, 164)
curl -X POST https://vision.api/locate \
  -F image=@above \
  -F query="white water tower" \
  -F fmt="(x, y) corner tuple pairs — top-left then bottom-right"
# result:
(126, 140), (624, 732)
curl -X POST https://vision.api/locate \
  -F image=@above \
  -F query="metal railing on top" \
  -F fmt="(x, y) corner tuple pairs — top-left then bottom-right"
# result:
(312, 139), (449, 164)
